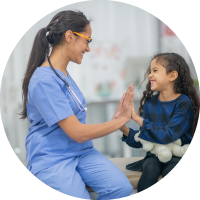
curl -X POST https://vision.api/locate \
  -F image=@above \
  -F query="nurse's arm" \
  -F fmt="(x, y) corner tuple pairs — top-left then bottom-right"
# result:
(58, 114), (130, 143)
(58, 84), (134, 143)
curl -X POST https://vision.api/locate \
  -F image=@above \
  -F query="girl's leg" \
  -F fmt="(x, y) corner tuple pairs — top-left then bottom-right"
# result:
(35, 157), (90, 199)
(77, 148), (133, 200)
(162, 156), (181, 177)
(138, 156), (162, 192)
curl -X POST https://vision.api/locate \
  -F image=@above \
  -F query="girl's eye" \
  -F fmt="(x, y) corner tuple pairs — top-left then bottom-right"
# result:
(149, 70), (157, 74)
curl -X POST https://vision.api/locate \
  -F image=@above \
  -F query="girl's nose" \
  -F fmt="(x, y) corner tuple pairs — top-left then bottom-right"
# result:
(148, 73), (152, 78)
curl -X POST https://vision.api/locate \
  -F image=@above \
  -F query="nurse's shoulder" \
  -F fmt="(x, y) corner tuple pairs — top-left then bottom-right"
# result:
(39, 58), (51, 69)
(29, 66), (65, 93)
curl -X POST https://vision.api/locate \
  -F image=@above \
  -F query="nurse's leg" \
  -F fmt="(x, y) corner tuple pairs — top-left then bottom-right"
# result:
(35, 157), (90, 199)
(77, 149), (133, 200)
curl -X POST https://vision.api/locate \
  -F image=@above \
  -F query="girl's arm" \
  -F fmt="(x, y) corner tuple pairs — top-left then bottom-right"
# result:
(121, 127), (143, 148)
(120, 125), (130, 137)
(131, 100), (194, 144)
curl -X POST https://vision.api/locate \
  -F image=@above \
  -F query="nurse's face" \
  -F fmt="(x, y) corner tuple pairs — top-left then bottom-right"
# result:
(68, 24), (92, 64)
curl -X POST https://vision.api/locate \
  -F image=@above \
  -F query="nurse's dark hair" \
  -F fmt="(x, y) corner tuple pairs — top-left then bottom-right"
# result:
(20, 10), (91, 119)
(138, 52), (200, 136)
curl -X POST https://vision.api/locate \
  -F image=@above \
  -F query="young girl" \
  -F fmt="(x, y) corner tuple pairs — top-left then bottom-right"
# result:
(120, 52), (200, 192)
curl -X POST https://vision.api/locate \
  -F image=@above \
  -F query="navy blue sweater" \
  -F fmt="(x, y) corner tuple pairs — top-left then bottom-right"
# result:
(122, 94), (193, 149)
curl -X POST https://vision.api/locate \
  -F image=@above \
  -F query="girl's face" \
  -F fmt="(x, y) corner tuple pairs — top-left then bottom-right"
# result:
(148, 58), (172, 92)
(69, 24), (92, 64)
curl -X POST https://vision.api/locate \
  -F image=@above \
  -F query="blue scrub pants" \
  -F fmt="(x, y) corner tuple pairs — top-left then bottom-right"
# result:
(35, 148), (133, 199)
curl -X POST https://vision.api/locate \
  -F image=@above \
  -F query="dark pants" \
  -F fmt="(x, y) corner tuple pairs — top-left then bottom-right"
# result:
(138, 156), (181, 192)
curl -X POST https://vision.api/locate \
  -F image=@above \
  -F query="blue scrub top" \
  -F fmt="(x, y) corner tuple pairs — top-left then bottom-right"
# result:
(25, 67), (93, 175)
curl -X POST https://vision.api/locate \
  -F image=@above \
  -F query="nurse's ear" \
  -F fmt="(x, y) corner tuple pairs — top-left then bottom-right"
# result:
(64, 30), (74, 43)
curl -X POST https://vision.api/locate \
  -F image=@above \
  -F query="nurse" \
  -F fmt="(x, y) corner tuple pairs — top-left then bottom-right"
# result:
(21, 10), (134, 199)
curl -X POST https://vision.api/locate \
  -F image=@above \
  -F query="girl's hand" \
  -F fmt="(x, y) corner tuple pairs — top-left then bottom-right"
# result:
(111, 93), (125, 120)
(131, 103), (143, 125)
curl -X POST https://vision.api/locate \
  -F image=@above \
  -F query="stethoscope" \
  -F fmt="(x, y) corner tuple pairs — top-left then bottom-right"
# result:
(47, 57), (87, 112)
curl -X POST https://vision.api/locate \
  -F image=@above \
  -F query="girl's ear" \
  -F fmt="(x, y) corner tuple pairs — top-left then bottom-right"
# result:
(169, 71), (178, 82)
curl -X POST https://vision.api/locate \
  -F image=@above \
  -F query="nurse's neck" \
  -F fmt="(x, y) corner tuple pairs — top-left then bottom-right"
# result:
(49, 52), (69, 77)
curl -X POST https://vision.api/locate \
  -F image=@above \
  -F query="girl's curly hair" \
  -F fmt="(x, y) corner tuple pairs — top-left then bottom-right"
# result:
(139, 52), (200, 136)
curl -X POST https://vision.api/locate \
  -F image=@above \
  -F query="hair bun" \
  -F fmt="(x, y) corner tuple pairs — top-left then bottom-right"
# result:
(46, 30), (55, 44)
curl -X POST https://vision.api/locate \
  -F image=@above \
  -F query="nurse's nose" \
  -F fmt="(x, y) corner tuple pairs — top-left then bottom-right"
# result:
(86, 45), (90, 52)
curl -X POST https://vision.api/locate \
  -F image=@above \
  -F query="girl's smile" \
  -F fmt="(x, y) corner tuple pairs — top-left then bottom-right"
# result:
(150, 79), (156, 86)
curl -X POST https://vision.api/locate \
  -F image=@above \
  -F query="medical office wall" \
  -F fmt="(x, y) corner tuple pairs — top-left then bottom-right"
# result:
(1, 0), (196, 162)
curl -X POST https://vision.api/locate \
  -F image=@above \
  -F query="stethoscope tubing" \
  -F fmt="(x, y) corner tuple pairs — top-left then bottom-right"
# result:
(68, 87), (87, 112)
(47, 57), (87, 112)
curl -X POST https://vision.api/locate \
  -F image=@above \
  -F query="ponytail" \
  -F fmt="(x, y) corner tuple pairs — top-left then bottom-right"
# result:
(21, 27), (49, 119)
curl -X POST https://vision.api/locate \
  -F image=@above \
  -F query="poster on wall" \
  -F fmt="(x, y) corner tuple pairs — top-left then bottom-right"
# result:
(81, 42), (127, 102)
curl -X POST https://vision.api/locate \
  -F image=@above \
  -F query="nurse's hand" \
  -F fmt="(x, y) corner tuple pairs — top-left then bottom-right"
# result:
(111, 92), (129, 136)
(119, 84), (134, 123)
(111, 93), (125, 120)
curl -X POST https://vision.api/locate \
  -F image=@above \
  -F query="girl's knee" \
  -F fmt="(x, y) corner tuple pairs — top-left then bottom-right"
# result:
(143, 156), (161, 168)
(143, 162), (161, 174)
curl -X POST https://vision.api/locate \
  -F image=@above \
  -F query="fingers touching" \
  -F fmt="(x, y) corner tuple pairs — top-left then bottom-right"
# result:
(123, 83), (134, 108)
